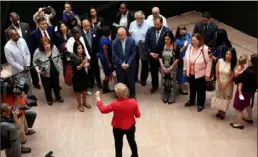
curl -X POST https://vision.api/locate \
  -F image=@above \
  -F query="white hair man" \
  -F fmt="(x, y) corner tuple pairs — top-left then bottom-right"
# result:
(128, 10), (151, 86)
(146, 6), (167, 27)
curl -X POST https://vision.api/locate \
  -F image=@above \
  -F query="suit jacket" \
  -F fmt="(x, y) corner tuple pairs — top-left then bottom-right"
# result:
(55, 31), (71, 49)
(183, 44), (212, 79)
(145, 26), (173, 56)
(193, 20), (218, 47)
(112, 36), (136, 73)
(5, 22), (31, 45)
(81, 28), (99, 59)
(30, 26), (55, 55)
(114, 11), (135, 29)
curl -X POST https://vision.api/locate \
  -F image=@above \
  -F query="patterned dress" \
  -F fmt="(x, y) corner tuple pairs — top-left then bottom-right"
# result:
(160, 46), (180, 103)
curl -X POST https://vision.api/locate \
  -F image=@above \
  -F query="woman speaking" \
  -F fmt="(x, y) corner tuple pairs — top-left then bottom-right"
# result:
(95, 83), (141, 157)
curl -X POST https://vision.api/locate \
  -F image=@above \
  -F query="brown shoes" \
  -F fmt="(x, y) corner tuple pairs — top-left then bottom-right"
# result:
(150, 88), (157, 94)
(83, 103), (91, 109)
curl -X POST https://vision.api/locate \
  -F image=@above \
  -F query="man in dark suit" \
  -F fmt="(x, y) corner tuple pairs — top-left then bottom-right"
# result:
(145, 16), (173, 94)
(193, 12), (218, 47)
(30, 17), (55, 89)
(112, 27), (137, 98)
(112, 2), (135, 40)
(5, 12), (31, 44)
(81, 19), (102, 89)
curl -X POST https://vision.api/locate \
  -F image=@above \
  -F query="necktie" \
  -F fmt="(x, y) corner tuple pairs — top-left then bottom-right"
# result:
(86, 32), (92, 47)
(156, 30), (160, 44)
(43, 31), (48, 38)
(122, 41), (125, 56)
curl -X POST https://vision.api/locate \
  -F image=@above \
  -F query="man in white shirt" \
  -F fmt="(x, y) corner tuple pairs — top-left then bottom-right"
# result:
(146, 6), (167, 27)
(129, 10), (150, 86)
(33, 6), (56, 27)
(4, 29), (33, 96)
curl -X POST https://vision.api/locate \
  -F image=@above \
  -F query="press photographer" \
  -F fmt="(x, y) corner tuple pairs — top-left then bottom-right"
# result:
(1, 103), (21, 157)
(33, 6), (56, 27)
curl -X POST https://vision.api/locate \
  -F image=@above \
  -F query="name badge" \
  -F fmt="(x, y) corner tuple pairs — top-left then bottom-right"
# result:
(25, 30), (27, 33)
(93, 34), (96, 38)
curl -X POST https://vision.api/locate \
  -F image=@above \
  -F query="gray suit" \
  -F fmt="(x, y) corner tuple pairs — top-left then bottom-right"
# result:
(112, 36), (137, 97)
(5, 22), (31, 45)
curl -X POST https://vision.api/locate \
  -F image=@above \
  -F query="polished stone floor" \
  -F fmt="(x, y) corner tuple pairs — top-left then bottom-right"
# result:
(1, 11), (257, 157)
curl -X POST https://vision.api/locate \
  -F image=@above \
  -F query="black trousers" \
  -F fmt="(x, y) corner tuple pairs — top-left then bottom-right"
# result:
(135, 52), (139, 81)
(149, 57), (160, 89)
(117, 72), (135, 98)
(40, 75), (61, 102)
(30, 62), (40, 86)
(24, 110), (37, 128)
(189, 75), (206, 107)
(140, 60), (149, 82)
(113, 125), (138, 157)
(88, 58), (101, 86)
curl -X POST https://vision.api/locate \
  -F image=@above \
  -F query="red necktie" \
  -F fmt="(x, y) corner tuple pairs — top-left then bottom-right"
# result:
(43, 31), (48, 38)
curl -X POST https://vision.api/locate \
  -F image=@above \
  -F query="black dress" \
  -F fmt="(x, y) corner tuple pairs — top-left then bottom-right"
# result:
(72, 57), (88, 93)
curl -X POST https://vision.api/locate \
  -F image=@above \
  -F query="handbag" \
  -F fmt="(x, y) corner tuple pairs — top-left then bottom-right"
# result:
(211, 96), (230, 112)
(201, 47), (215, 91)
(64, 64), (73, 86)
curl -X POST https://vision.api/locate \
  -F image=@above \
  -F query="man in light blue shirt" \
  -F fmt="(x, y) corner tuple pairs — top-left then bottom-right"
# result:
(129, 10), (150, 86)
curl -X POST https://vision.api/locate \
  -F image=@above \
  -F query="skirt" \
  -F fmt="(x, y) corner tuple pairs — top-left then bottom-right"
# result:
(233, 90), (253, 111)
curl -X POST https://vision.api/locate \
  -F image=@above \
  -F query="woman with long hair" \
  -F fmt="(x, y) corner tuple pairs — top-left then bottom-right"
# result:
(159, 31), (179, 104)
(183, 33), (212, 112)
(175, 25), (191, 94)
(72, 41), (91, 112)
(33, 37), (64, 105)
(214, 47), (237, 119)
(230, 54), (257, 129)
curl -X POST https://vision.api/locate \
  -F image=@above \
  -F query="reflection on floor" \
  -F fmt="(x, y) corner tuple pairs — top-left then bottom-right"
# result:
(1, 11), (257, 157)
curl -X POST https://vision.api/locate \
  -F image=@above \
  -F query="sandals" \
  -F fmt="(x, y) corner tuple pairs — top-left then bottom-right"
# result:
(77, 105), (84, 112)
(83, 103), (92, 109)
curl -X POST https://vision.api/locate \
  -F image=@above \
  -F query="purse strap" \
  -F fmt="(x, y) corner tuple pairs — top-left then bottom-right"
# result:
(200, 46), (207, 66)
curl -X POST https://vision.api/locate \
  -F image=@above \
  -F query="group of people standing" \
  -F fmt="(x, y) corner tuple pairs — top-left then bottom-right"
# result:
(2, 2), (257, 157)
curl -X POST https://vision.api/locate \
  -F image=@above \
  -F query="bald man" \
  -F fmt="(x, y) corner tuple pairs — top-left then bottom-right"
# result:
(81, 19), (102, 89)
(4, 29), (33, 97)
(146, 7), (167, 27)
(112, 27), (137, 98)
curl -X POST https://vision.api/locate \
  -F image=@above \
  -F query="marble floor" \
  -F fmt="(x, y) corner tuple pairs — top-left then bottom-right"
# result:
(1, 11), (257, 157)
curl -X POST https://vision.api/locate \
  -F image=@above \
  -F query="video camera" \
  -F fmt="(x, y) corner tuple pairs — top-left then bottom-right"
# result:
(42, 6), (51, 13)
(0, 76), (29, 96)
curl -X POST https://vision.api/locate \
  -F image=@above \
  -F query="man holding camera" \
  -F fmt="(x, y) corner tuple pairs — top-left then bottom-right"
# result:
(1, 103), (22, 157)
(33, 6), (56, 27)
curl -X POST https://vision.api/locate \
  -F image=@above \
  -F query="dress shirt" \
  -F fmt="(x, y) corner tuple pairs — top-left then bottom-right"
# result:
(119, 11), (128, 27)
(146, 14), (167, 27)
(97, 98), (141, 130)
(12, 24), (22, 37)
(121, 38), (126, 56)
(39, 28), (50, 40)
(4, 38), (31, 74)
(129, 20), (150, 46)
(66, 36), (91, 59)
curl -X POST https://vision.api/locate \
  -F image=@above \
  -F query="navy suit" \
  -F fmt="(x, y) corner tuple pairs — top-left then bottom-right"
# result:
(82, 28), (101, 86)
(29, 26), (55, 86)
(145, 26), (174, 89)
(112, 36), (136, 97)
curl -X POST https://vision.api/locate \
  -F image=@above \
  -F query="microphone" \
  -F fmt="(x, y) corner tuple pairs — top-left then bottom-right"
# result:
(63, 50), (83, 64)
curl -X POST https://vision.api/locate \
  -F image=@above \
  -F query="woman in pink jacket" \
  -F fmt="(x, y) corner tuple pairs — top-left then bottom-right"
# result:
(183, 33), (212, 112)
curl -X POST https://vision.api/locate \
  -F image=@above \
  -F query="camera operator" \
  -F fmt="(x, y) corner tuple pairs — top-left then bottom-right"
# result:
(1, 103), (21, 157)
(4, 29), (34, 100)
(1, 93), (37, 154)
(33, 6), (56, 27)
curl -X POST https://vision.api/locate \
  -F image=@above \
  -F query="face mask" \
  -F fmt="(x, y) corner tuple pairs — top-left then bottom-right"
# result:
(13, 20), (20, 27)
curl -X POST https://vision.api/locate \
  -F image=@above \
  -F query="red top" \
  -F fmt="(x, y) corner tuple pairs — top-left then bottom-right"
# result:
(1, 94), (26, 116)
(97, 98), (141, 130)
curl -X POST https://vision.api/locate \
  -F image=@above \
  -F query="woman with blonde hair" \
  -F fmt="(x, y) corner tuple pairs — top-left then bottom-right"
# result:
(95, 83), (140, 157)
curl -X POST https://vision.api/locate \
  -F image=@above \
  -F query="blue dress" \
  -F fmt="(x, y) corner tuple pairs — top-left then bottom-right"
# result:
(99, 37), (114, 76)
(175, 33), (191, 84)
